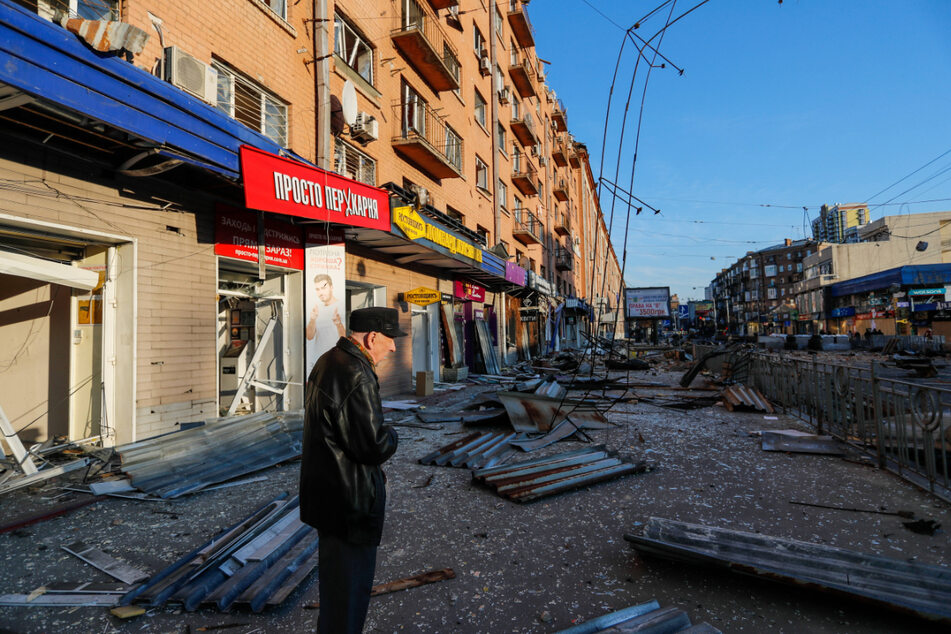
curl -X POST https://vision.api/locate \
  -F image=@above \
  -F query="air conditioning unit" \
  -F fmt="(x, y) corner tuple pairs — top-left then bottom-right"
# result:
(409, 184), (430, 207)
(479, 56), (491, 76)
(165, 46), (217, 104)
(350, 111), (378, 144)
(498, 87), (510, 104)
(538, 156), (547, 166)
(530, 144), (539, 157)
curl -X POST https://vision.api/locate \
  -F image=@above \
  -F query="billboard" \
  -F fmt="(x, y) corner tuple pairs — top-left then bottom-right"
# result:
(624, 287), (671, 319)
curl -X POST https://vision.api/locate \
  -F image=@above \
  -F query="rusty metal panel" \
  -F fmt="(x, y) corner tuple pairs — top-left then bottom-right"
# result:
(473, 447), (647, 503)
(498, 391), (611, 432)
(625, 517), (951, 623)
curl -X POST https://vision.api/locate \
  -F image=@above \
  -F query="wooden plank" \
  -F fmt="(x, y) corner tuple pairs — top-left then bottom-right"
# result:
(62, 541), (150, 584)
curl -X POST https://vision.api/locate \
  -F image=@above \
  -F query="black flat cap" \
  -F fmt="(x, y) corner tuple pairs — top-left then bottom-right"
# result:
(349, 307), (407, 338)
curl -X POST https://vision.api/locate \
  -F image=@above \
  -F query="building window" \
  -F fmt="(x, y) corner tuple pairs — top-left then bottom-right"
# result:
(213, 62), (288, 146)
(475, 156), (488, 191)
(494, 4), (504, 37)
(67, 0), (119, 20)
(447, 206), (464, 223)
(334, 12), (374, 85)
(401, 79), (426, 136)
(513, 196), (524, 220)
(474, 26), (485, 54)
(497, 122), (507, 150)
(446, 125), (462, 171)
(334, 138), (376, 186)
(264, 0), (287, 20)
(477, 225), (490, 246)
(498, 179), (508, 213)
(474, 90), (487, 127)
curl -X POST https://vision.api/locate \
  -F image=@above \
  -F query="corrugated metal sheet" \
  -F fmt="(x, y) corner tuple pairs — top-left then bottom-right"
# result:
(118, 494), (317, 612)
(117, 411), (303, 498)
(624, 517), (951, 623)
(721, 385), (773, 413)
(418, 432), (517, 469)
(473, 446), (647, 503)
(497, 391), (612, 433)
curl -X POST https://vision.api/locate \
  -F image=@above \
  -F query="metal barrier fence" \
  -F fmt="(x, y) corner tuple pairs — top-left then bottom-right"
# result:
(870, 334), (945, 353)
(690, 346), (951, 502)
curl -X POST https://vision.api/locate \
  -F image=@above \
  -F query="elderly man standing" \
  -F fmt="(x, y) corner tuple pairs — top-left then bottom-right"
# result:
(300, 307), (406, 633)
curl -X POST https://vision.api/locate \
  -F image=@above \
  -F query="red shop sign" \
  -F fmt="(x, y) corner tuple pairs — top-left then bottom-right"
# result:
(454, 280), (485, 302)
(241, 146), (391, 232)
(214, 206), (304, 270)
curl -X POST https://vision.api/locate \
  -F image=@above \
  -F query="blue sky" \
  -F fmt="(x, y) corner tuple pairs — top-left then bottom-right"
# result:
(530, 0), (951, 301)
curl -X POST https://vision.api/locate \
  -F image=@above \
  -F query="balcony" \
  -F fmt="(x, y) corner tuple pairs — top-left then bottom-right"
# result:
(508, 49), (538, 99)
(392, 0), (461, 92)
(569, 143), (585, 168)
(511, 159), (539, 196)
(510, 111), (538, 147)
(553, 179), (569, 202)
(391, 100), (464, 180)
(554, 214), (570, 237)
(507, 0), (535, 49)
(551, 135), (568, 167)
(513, 211), (542, 246)
(428, 0), (458, 8)
(555, 246), (573, 272)
(551, 99), (567, 132)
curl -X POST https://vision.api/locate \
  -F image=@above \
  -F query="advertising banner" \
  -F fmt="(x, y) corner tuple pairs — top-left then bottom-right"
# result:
(504, 260), (527, 286)
(624, 287), (671, 319)
(304, 231), (346, 375)
(214, 206), (303, 270)
(241, 145), (390, 232)
(454, 280), (486, 302)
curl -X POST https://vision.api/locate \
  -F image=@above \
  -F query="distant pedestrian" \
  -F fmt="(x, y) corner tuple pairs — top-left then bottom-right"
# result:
(300, 307), (407, 634)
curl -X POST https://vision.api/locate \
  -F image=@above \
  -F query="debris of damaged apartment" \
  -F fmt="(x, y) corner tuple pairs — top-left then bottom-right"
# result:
(4, 328), (951, 631)
(2, 2), (951, 632)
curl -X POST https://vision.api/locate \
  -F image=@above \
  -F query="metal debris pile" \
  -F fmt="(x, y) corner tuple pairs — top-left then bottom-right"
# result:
(0, 405), (97, 496)
(119, 493), (317, 613)
(116, 411), (303, 498)
(472, 446), (648, 503)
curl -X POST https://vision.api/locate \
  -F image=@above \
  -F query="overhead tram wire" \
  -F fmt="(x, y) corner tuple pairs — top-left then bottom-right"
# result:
(546, 1), (711, 434)
(864, 146), (951, 212)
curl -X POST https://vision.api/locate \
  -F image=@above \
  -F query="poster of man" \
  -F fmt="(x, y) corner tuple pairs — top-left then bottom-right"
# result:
(305, 231), (346, 374)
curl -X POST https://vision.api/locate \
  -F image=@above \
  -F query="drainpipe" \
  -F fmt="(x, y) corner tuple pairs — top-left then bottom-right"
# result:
(314, 0), (330, 169)
(489, 11), (503, 367)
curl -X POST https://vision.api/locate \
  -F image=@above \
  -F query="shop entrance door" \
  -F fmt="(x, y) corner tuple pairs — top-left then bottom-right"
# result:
(218, 266), (295, 415)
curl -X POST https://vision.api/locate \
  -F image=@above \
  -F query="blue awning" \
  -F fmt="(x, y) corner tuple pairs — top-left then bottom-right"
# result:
(829, 264), (951, 297)
(0, 1), (295, 180)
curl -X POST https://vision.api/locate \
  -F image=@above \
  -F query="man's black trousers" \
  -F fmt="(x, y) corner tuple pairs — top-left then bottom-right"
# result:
(316, 531), (378, 634)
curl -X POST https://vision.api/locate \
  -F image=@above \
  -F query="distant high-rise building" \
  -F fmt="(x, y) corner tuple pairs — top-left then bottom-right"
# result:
(811, 203), (869, 243)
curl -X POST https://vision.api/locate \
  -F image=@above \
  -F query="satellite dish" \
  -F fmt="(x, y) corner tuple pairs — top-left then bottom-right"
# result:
(341, 80), (358, 126)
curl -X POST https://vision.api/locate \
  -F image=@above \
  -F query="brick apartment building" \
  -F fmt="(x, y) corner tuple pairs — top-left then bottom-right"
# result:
(710, 238), (816, 335)
(0, 0), (622, 446)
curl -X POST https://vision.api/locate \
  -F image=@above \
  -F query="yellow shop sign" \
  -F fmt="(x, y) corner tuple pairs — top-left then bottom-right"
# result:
(392, 206), (482, 264)
(404, 287), (441, 306)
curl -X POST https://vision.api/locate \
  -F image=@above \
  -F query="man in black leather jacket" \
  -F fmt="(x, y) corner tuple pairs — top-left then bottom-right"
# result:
(300, 307), (405, 633)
